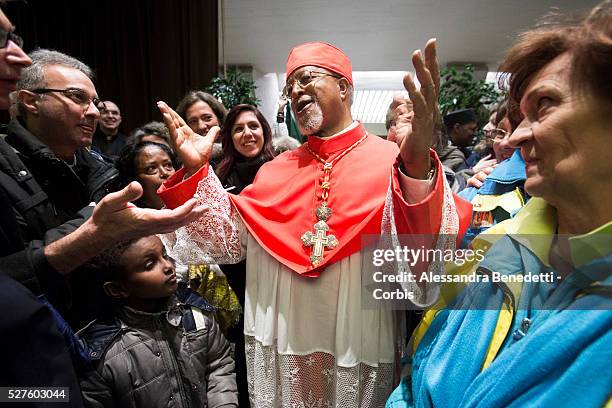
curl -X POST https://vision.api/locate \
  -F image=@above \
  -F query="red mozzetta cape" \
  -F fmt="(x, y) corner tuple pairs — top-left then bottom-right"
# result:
(159, 123), (471, 277)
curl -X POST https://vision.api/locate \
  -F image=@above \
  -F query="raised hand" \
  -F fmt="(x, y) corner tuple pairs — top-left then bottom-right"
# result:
(157, 101), (220, 176)
(397, 38), (440, 179)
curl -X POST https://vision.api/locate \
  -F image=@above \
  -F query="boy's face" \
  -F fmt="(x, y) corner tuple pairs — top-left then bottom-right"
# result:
(116, 236), (178, 300)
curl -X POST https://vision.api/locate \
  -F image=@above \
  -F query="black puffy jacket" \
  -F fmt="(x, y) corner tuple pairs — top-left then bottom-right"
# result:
(78, 286), (238, 408)
(0, 119), (119, 312)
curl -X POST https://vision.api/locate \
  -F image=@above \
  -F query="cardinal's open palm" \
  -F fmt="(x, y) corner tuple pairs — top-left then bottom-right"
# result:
(157, 101), (219, 174)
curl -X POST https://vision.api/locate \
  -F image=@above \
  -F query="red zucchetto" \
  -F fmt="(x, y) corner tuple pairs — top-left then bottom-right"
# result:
(286, 42), (353, 85)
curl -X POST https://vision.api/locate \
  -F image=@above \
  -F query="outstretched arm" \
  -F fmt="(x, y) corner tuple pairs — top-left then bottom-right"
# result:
(388, 38), (471, 239)
(44, 182), (205, 274)
(156, 101), (246, 266)
(157, 165), (246, 266)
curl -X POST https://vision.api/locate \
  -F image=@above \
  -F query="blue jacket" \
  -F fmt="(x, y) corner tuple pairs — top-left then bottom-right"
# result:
(458, 150), (527, 246)
(386, 199), (612, 408)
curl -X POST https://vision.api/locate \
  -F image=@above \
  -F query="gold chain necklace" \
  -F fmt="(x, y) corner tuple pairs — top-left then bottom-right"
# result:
(300, 132), (368, 266)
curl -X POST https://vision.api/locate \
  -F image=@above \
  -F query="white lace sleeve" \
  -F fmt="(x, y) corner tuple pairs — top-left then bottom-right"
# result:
(380, 170), (459, 308)
(160, 168), (247, 266)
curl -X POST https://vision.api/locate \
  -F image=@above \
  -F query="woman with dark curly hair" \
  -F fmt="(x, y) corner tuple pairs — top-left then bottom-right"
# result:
(115, 141), (179, 209)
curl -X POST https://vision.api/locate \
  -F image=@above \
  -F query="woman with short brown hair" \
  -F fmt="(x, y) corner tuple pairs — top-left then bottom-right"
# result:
(387, 2), (612, 407)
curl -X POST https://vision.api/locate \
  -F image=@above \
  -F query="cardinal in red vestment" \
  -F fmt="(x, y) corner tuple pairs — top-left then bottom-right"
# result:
(157, 40), (471, 407)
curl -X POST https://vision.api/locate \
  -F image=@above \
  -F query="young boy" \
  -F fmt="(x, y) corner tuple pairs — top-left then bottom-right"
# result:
(77, 235), (238, 408)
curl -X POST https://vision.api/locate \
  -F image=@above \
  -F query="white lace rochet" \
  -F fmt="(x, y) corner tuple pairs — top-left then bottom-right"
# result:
(161, 164), (458, 408)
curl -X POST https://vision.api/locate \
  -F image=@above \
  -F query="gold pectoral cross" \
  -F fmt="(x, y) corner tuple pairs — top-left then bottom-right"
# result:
(301, 220), (338, 267)
(300, 135), (368, 267)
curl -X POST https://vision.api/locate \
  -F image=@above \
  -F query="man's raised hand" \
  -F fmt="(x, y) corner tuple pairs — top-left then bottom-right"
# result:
(44, 182), (205, 274)
(90, 181), (206, 240)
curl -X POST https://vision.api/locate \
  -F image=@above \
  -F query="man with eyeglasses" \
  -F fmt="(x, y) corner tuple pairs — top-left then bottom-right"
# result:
(156, 41), (472, 406)
(1, 48), (207, 326)
(2, 49), (122, 327)
(0, 6), (88, 402)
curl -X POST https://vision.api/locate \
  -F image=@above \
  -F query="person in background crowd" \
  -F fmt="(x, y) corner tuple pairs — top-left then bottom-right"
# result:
(474, 102), (514, 165)
(210, 103), (277, 406)
(387, 2), (612, 406)
(216, 104), (276, 193)
(471, 110), (497, 160)
(441, 108), (478, 170)
(115, 141), (179, 210)
(128, 120), (173, 149)
(91, 100), (126, 161)
(458, 102), (528, 245)
(466, 100), (517, 189)
(176, 90), (228, 166)
(78, 235), (238, 408)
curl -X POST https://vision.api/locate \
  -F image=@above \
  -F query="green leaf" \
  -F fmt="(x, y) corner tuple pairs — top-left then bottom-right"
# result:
(206, 67), (260, 109)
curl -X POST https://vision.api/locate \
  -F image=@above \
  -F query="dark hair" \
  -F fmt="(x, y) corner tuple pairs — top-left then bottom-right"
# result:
(128, 121), (171, 146)
(385, 101), (396, 131)
(82, 238), (139, 309)
(215, 104), (276, 182)
(491, 100), (509, 127)
(115, 141), (179, 190)
(89, 238), (139, 283)
(499, 1), (612, 128)
(176, 91), (228, 125)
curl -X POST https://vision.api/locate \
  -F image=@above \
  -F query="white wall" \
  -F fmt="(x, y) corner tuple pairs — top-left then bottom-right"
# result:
(253, 70), (280, 132)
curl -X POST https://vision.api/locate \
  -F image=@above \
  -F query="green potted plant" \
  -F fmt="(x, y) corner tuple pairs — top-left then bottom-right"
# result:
(206, 67), (260, 109)
(439, 64), (503, 127)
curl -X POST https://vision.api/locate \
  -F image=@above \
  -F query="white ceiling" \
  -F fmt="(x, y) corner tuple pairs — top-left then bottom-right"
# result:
(222, 0), (598, 74)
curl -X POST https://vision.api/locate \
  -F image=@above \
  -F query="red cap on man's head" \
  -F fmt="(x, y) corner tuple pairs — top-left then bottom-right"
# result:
(286, 42), (353, 85)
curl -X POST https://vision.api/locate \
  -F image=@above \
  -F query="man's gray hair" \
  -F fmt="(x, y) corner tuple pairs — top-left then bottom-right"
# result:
(17, 49), (93, 91)
(16, 49), (94, 118)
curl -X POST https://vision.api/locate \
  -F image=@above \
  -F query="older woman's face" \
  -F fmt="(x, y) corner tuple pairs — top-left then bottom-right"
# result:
(231, 111), (265, 159)
(508, 53), (611, 204)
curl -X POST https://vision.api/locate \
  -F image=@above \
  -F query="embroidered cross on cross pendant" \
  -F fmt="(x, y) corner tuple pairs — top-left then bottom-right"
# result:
(301, 220), (338, 267)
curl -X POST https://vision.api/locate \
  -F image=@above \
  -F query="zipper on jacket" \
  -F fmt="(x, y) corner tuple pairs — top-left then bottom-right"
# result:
(157, 319), (191, 407)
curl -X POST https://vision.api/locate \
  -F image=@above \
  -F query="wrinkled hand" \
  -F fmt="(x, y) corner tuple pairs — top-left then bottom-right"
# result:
(467, 167), (494, 189)
(91, 182), (206, 241)
(472, 154), (498, 174)
(157, 101), (220, 176)
(398, 38), (440, 179)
